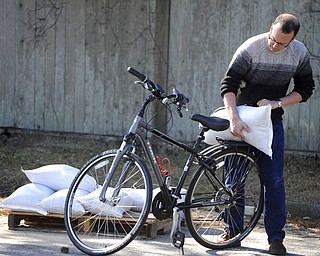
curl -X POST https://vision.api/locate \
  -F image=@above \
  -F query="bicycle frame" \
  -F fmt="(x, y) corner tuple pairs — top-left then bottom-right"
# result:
(99, 93), (230, 214)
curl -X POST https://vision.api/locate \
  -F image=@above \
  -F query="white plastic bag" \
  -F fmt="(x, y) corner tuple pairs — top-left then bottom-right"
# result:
(38, 188), (87, 215)
(22, 164), (97, 192)
(204, 105), (273, 157)
(78, 186), (133, 218)
(0, 183), (54, 215)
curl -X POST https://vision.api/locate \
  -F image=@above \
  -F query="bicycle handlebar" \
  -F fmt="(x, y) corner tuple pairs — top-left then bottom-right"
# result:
(127, 66), (162, 97)
(127, 67), (189, 117)
(127, 67), (149, 84)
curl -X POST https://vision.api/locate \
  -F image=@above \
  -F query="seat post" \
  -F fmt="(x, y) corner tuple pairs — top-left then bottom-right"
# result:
(192, 126), (209, 151)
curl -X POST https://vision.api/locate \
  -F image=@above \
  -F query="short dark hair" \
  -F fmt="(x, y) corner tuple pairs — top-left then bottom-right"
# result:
(273, 13), (300, 36)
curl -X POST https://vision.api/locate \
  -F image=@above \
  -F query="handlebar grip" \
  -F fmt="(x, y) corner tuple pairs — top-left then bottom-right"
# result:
(127, 67), (147, 82)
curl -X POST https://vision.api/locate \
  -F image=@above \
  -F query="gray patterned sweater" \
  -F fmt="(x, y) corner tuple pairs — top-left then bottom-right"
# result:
(220, 32), (315, 120)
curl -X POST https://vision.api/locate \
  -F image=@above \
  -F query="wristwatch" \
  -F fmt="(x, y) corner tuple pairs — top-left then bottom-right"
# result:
(276, 99), (282, 108)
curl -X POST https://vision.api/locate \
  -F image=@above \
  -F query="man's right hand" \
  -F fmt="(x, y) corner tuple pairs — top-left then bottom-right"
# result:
(229, 117), (250, 139)
(223, 92), (250, 139)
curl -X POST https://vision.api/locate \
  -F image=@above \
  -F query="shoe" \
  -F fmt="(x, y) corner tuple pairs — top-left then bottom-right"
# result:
(218, 230), (241, 247)
(269, 240), (287, 255)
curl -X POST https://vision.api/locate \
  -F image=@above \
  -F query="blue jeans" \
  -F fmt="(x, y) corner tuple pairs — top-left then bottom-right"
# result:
(260, 120), (286, 243)
(224, 120), (286, 243)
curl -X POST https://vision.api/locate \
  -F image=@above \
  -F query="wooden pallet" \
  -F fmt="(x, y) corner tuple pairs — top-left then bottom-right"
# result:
(7, 211), (172, 239)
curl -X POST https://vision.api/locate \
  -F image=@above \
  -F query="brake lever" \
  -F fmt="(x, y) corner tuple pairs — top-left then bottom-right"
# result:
(177, 106), (183, 118)
(134, 80), (152, 90)
(173, 89), (189, 118)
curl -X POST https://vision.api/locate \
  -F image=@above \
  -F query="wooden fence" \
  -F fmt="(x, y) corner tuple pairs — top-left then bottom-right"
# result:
(0, 0), (319, 152)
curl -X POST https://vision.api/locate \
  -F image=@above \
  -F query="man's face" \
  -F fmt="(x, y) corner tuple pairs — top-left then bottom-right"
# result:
(268, 23), (295, 52)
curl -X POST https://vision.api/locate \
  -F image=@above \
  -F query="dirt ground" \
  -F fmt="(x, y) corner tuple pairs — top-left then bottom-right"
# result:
(0, 128), (122, 196)
(0, 127), (319, 235)
(0, 127), (319, 222)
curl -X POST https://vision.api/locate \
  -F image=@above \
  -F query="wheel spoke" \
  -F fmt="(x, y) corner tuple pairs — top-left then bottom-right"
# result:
(64, 150), (152, 255)
(185, 147), (264, 249)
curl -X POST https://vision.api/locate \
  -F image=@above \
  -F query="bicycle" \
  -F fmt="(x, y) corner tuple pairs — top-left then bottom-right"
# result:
(64, 67), (264, 255)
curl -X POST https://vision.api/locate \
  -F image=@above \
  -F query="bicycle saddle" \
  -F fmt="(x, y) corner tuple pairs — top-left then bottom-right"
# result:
(191, 114), (229, 131)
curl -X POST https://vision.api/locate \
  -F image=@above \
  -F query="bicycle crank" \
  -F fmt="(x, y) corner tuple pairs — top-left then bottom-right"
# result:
(152, 191), (172, 220)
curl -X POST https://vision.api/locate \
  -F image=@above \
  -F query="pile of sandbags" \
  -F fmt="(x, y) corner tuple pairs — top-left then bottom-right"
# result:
(0, 165), (97, 215)
(0, 164), (187, 218)
(0, 164), (148, 218)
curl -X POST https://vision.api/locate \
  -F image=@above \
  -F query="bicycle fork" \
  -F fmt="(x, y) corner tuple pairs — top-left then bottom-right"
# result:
(99, 142), (133, 203)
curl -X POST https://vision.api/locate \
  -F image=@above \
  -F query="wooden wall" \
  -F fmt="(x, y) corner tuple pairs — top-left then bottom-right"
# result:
(0, 0), (319, 152)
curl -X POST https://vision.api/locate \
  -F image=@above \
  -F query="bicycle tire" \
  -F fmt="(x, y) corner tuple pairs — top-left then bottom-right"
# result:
(185, 147), (264, 249)
(64, 149), (152, 255)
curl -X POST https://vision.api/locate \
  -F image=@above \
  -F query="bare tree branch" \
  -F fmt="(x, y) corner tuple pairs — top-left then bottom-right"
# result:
(23, 0), (68, 47)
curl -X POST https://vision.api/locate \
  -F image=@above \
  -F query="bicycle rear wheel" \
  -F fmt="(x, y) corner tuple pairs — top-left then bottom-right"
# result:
(64, 149), (152, 255)
(185, 147), (263, 249)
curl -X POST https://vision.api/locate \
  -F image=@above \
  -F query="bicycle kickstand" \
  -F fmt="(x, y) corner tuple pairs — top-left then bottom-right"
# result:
(171, 207), (185, 255)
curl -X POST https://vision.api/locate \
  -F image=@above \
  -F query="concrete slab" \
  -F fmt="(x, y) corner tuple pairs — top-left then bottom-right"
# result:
(0, 216), (319, 255)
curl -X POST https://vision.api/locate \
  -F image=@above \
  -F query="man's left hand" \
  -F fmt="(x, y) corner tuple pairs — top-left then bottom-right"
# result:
(257, 99), (279, 109)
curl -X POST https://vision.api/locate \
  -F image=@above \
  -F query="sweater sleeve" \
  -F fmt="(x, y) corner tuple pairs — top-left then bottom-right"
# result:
(292, 54), (315, 102)
(220, 48), (252, 98)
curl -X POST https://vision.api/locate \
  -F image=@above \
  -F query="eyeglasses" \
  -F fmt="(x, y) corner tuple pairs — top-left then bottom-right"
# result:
(268, 34), (289, 47)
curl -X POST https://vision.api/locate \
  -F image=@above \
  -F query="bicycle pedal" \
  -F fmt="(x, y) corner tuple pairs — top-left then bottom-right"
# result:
(172, 231), (185, 249)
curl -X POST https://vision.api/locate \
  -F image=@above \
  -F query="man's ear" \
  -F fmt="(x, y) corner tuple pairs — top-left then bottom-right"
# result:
(290, 36), (296, 43)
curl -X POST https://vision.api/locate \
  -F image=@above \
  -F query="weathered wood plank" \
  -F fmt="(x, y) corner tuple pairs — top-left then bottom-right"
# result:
(92, 0), (106, 134)
(309, 98), (320, 152)
(83, 0), (95, 134)
(0, 0), (5, 124)
(33, 1), (46, 131)
(43, 6), (56, 131)
(15, 0), (35, 129)
(8, 211), (172, 239)
(74, 0), (86, 133)
(0, 0), (318, 152)
(64, 0), (77, 132)
(54, 3), (66, 131)
(3, 0), (17, 127)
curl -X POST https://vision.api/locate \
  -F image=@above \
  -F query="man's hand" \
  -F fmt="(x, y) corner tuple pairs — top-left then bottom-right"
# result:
(257, 92), (303, 109)
(230, 117), (250, 139)
(223, 92), (250, 139)
(257, 99), (279, 109)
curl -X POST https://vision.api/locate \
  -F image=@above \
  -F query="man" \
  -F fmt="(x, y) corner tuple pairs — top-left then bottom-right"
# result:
(220, 13), (315, 255)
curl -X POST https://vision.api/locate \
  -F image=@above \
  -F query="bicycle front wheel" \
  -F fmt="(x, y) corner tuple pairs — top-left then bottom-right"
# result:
(64, 149), (152, 255)
(185, 147), (264, 249)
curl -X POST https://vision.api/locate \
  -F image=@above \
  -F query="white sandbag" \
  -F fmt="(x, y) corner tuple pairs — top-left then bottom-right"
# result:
(204, 105), (273, 157)
(121, 188), (146, 212)
(78, 186), (133, 218)
(38, 188), (87, 215)
(22, 164), (97, 192)
(0, 183), (54, 215)
(152, 187), (187, 204)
